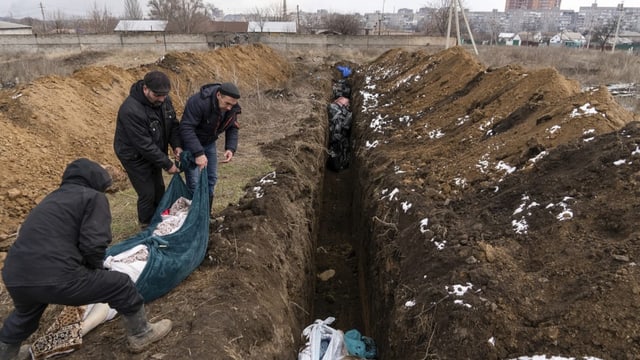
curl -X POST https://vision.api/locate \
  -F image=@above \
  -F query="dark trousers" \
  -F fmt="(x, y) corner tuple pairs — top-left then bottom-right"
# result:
(119, 158), (165, 224)
(0, 270), (143, 344)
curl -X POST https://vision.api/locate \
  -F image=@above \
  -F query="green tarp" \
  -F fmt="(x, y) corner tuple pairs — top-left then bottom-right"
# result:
(106, 160), (209, 302)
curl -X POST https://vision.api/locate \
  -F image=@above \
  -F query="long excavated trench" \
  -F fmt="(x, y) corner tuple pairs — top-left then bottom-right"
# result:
(313, 162), (365, 333)
(309, 72), (375, 355)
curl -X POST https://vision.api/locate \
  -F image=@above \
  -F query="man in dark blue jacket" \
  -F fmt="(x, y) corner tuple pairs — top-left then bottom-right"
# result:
(0, 158), (171, 359)
(114, 71), (182, 228)
(179, 82), (241, 214)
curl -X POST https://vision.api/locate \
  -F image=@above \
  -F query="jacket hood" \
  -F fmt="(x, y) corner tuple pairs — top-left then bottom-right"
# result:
(61, 158), (112, 192)
(199, 83), (221, 99)
(130, 80), (155, 107)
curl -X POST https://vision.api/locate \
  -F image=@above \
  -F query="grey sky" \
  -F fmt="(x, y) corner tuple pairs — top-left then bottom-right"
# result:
(1, 0), (638, 19)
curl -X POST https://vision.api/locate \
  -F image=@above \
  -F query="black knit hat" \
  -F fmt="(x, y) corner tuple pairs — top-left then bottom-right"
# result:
(143, 71), (171, 95)
(219, 82), (240, 99)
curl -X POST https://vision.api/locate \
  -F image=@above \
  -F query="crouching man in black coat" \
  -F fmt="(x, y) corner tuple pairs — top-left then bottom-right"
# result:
(0, 158), (171, 359)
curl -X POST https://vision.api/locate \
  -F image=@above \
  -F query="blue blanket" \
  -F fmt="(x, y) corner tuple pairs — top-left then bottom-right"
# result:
(106, 157), (209, 302)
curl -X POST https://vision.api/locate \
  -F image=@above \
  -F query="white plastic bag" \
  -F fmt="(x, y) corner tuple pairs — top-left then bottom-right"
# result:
(298, 317), (347, 360)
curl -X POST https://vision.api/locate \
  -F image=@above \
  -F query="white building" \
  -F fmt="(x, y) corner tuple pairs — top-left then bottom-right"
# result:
(114, 20), (168, 32)
(0, 21), (33, 35)
(247, 21), (297, 33)
(549, 31), (586, 47)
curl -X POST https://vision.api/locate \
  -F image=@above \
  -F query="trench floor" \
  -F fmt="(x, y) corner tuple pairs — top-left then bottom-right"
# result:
(313, 164), (364, 333)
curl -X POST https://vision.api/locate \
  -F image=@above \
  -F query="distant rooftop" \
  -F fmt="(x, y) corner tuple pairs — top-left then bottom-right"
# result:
(114, 20), (168, 32)
(206, 21), (248, 33)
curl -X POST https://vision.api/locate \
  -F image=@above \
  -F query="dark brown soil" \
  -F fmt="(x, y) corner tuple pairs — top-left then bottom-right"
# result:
(1, 44), (640, 360)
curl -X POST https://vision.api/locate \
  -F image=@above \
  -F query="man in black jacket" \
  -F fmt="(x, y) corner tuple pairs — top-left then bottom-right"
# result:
(0, 158), (171, 359)
(114, 70), (182, 228)
(179, 82), (241, 215)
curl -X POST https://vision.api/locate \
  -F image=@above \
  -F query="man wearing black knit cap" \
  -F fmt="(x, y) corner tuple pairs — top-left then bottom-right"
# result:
(179, 82), (241, 215)
(114, 70), (182, 228)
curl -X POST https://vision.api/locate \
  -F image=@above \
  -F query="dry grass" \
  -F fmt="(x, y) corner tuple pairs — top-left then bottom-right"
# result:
(475, 45), (640, 113)
(477, 46), (640, 85)
(0, 50), (163, 88)
(108, 158), (274, 242)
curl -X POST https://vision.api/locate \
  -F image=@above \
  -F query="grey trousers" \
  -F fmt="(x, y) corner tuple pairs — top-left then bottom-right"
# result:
(0, 269), (143, 344)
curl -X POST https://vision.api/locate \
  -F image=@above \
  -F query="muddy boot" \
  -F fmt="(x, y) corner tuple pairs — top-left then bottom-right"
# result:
(121, 305), (172, 353)
(0, 341), (21, 360)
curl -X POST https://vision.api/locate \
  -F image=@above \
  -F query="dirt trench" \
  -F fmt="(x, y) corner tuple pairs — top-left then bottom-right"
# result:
(314, 166), (365, 333)
(3, 45), (640, 360)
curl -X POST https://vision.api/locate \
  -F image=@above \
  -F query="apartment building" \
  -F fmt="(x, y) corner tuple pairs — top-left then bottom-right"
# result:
(505, 0), (562, 11)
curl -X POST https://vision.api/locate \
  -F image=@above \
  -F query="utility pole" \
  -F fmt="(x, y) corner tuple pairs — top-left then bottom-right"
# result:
(39, 2), (47, 33)
(283, 0), (287, 20)
(611, 1), (623, 53)
(378, 0), (386, 36)
(445, 0), (478, 55)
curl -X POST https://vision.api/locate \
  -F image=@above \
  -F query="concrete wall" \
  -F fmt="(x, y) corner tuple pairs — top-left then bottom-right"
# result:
(0, 33), (210, 54)
(0, 33), (446, 54)
(250, 33), (447, 52)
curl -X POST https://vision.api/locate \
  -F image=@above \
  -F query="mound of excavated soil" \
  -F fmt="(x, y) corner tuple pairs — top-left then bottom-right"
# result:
(0, 44), (292, 240)
(1, 44), (640, 360)
(351, 47), (640, 359)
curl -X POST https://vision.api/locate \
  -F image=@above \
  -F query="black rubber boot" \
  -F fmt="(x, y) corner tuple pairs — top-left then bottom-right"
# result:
(208, 195), (214, 215)
(0, 341), (20, 360)
(121, 305), (172, 353)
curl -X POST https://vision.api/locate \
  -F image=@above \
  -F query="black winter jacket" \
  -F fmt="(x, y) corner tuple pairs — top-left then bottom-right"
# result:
(114, 80), (181, 170)
(2, 158), (113, 287)
(179, 83), (240, 158)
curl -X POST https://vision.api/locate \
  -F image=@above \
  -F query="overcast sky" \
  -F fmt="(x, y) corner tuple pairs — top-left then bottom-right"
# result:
(1, 0), (638, 19)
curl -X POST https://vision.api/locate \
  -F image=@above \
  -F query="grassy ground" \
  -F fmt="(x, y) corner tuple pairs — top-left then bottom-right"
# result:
(108, 154), (274, 243)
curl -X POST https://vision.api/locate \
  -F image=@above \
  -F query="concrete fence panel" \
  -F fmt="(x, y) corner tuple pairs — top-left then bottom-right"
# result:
(0, 33), (448, 55)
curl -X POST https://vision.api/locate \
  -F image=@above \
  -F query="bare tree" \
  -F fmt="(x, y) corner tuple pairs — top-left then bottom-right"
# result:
(268, 1), (287, 21)
(181, 0), (206, 33)
(148, 0), (179, 20)
(591, 21), (617, 52)
(147, 0), (209, 33)
(421, 0), (450, 36)
(248, 6), (269, 32)
(50, 10), (67, 34)
(87, 1), (117, 34)
(248, 1), (291, 25)
(325, 13), (361, 35)
(297, 12), (321, 34)
(124, 0), (144, 20)
(487, 10), (501, 45)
